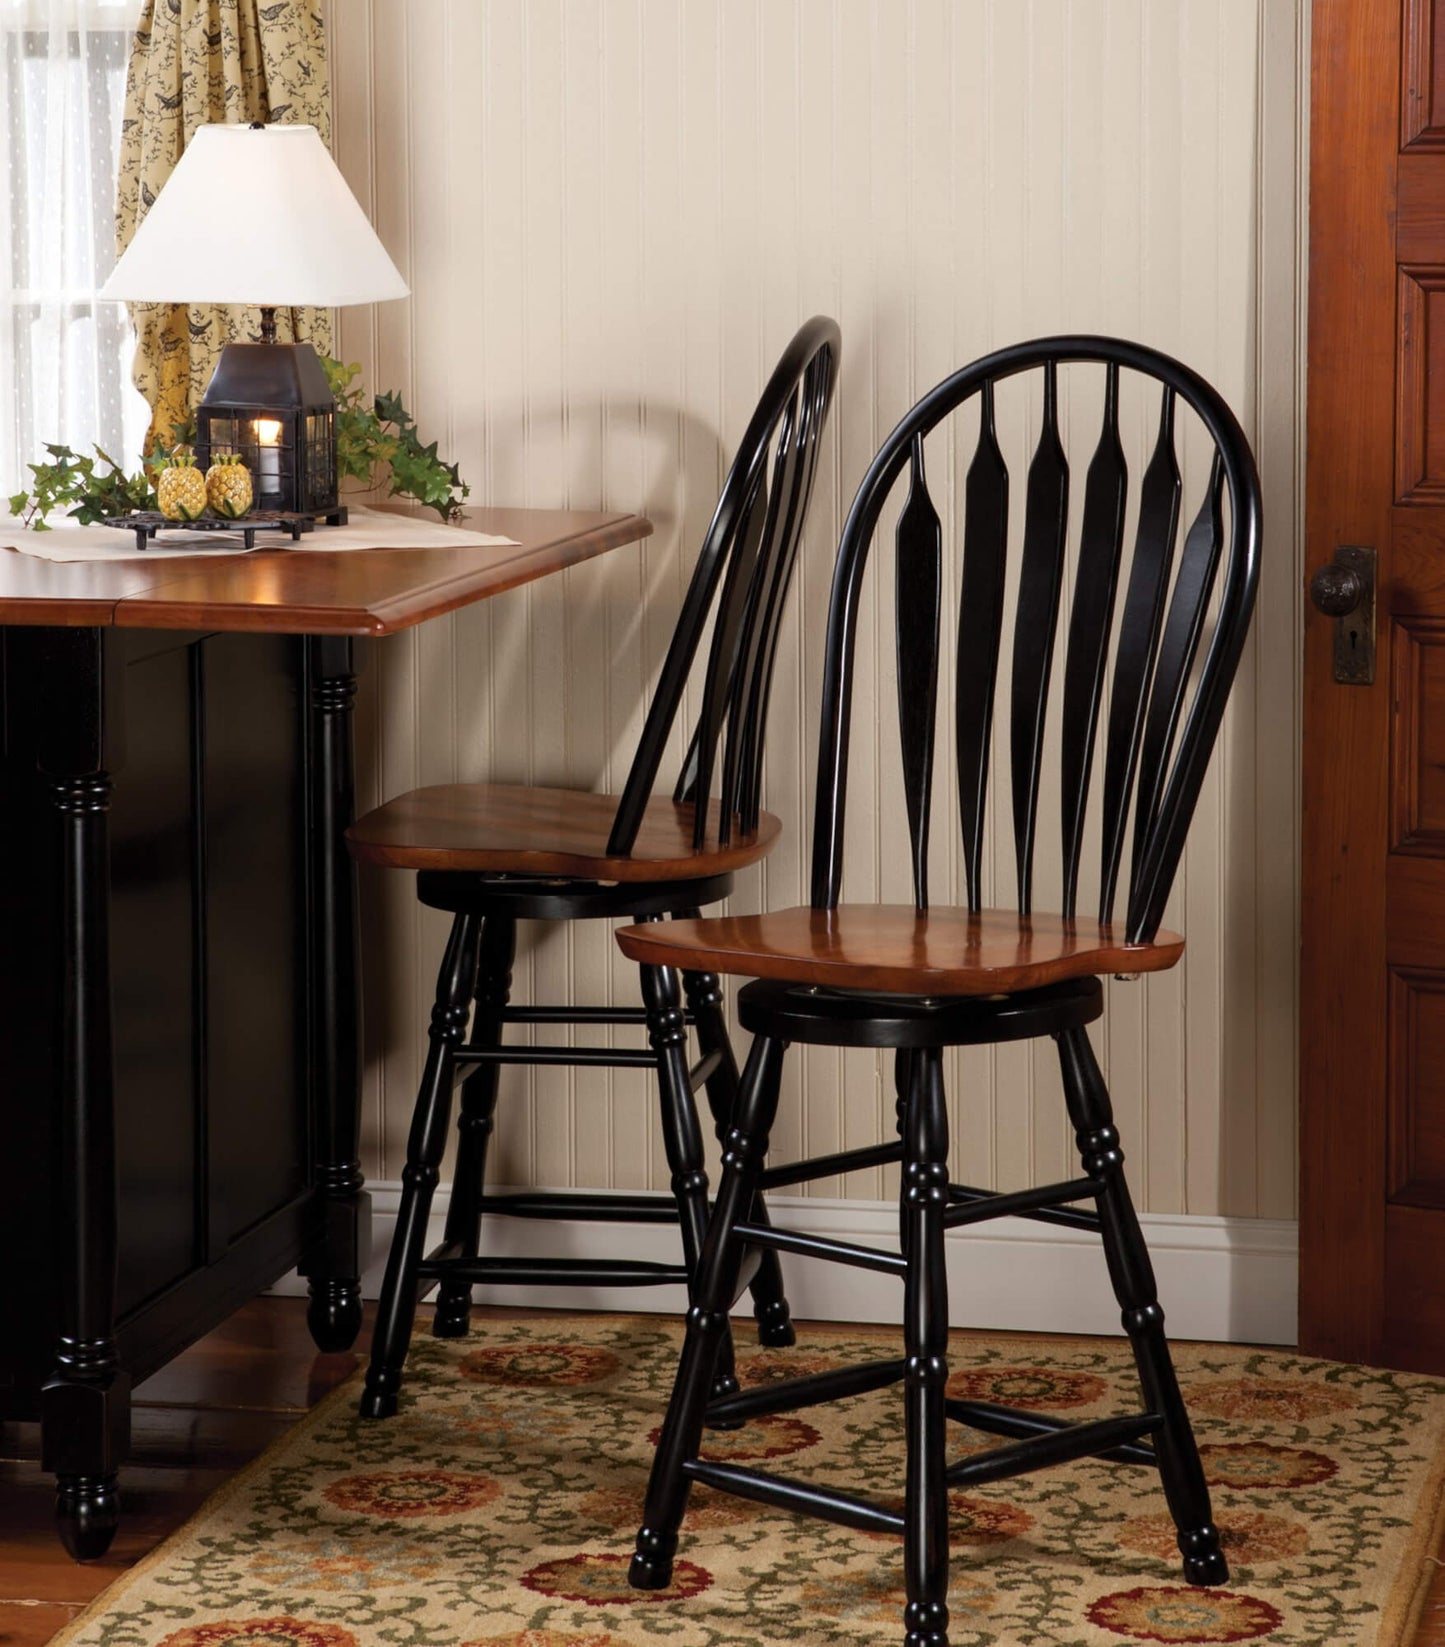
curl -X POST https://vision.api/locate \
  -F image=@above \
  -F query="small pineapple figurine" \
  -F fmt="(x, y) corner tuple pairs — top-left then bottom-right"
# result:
(205, 452), (253, 519)
(156, 449), (208, 521)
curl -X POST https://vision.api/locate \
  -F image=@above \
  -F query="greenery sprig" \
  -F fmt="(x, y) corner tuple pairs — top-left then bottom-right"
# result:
(8, 443), (160, 530)
(7, 364), (469, 529)
(323, 357), (470, 522)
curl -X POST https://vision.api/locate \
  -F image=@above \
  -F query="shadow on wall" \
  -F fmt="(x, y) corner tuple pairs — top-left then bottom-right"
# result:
(354, 398), (731, 1175)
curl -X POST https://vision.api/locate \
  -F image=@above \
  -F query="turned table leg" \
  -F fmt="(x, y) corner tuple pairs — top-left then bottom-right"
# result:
(37, 628), (129, 1561)
(299, 635), (371, 1352)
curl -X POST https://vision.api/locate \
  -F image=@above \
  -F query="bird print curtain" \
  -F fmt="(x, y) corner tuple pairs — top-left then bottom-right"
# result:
(116, 0), (333, 450)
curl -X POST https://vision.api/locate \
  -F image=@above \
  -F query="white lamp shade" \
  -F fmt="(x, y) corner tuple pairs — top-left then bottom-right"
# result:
(100, 123), (409, 307)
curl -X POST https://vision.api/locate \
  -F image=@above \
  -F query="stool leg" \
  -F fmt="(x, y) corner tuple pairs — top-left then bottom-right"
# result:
(679, 953), (794, 1348)
(361, 913), (480, 1419)
(433, 913), (516, 1338)
(631, 1033), (786, 1590)
(902, 1048), (951, 1647)
(1057, 1025), (1227, 1587)
(895, 1049), (915, 1259)
(638, 947), (737, 1402)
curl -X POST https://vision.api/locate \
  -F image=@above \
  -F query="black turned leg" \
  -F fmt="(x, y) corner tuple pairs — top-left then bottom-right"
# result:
(638, 947), (737, 1404)
(300, 636), (371, 1353)
(901, 1049), (950, 1647)
(361, 913), (481, 1419)
(679, 956), (794, 1348)
(895, 1048), (915, 1258)
(42, 758), (130, 1562)
(434, 913), (516, 1338)
(631, 1033), (786, 1591)
(1057, 1026), (1227, 1588)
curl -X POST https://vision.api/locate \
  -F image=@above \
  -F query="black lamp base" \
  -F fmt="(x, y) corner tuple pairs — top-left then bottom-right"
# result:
(195, 340), (338, 516)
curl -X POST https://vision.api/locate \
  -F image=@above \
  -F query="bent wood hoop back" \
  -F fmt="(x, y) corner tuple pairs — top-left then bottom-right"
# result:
(607, 316), (841, 859)
(812, 336), (1261, 946)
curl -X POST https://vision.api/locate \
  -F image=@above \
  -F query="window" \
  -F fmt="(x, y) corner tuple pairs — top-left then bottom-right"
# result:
(1, 0), (149, 500)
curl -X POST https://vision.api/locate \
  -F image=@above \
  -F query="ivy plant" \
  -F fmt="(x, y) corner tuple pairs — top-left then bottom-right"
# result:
(323, 357), (470, 522)
(8, 443), (161, 530)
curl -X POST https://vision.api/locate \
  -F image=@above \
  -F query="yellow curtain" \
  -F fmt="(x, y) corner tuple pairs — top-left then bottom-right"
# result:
(116, 1), (333, 452)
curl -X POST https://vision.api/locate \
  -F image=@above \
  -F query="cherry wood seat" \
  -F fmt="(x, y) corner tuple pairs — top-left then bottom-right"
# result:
(627, 339), (1262, 1647)
(347, 782), (782, 880)
(617, 905), (1182, 995)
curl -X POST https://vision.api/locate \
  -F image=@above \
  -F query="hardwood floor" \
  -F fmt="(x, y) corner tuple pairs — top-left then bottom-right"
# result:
(0, 1298), (372, 1647)
(2, 1298), (1443, 1646)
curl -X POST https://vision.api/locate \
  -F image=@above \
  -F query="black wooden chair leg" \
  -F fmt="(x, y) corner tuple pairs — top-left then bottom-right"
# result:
(679, 953), (795, 1348)
(433, 913), (516, 1339)
(631, 1033), (786, 1590)
(639, 945), (737, 1403)
(895, 1048), (915, 1259)
(1057, 1026), (1228, 1587)
(361, 913), (480, 1419)
(902, 1048), (951, 1647)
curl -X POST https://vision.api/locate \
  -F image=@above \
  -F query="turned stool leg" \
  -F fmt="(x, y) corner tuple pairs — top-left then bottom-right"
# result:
(901, 1048), (951, 1647)
(361, 913), (480, 1419)
(1057, 1026), (1228, 1587)
(433, 913), (516, 1338)
(639, 946), (738, 1403)
(679, 954), (794, 1348)
(631, 1033), (786, 1589)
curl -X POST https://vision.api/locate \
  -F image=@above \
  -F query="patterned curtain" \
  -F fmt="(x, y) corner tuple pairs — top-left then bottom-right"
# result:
(116, 0), (332, 450)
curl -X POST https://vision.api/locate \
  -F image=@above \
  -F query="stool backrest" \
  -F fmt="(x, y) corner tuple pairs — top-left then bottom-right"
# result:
(809, 336), (1261, 944)
(607, 316), (841, 857)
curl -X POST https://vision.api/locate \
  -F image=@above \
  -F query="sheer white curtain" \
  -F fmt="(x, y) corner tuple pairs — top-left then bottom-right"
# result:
(1, 0), (148, 499)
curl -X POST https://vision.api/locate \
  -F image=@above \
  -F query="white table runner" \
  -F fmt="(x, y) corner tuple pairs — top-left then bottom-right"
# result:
(0, 506), (518, 563)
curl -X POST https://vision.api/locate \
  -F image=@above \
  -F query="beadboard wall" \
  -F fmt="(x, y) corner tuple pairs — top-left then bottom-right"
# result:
(323, 0), (1305, 1227)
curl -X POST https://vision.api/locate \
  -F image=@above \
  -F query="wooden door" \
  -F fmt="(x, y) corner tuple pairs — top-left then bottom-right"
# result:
(1302, 0), (1445, 1372)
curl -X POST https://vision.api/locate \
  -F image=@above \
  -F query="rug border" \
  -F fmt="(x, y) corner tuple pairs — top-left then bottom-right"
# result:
(38, 1316), (1445, 1647)
(1376, 1382), (1445, 1647)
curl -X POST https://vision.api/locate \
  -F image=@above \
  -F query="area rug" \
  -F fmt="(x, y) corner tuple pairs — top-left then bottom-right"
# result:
(54, 1314), (1445, 1647)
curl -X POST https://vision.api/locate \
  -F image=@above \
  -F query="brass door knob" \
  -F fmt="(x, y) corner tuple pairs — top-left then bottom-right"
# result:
(1310, 563), (1366, 618)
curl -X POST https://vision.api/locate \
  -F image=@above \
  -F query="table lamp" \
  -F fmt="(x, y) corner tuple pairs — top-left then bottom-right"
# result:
(100, 122), (409, 517)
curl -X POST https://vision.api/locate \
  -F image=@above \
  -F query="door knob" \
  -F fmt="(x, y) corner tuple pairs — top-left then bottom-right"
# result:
(1309, 545), (1375, 685)
(1309, 563), (1365, 618)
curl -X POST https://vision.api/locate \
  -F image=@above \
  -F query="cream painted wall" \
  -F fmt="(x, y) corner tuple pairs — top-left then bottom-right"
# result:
(325, 0), (1305, 1223)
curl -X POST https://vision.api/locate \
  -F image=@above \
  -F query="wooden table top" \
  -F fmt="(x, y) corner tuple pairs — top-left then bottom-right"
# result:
(0, 506), (651, 635)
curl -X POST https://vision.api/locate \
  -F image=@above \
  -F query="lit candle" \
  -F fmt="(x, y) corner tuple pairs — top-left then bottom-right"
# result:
(255, 418), (283, 507)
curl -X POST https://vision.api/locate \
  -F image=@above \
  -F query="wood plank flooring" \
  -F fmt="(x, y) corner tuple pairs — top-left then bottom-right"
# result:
(0, 1298), (371, 1647)
(1, 1298), (1442, 1646)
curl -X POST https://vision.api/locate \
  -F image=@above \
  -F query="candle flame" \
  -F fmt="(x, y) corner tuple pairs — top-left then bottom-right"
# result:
(256, 418), (283, 446)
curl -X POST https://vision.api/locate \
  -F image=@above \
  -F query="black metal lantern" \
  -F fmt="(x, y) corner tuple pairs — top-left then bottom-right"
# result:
(194, 319), (339, 517)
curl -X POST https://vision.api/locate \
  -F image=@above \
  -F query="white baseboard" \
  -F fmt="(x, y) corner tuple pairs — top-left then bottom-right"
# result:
(270, 1185), (1298, 1345)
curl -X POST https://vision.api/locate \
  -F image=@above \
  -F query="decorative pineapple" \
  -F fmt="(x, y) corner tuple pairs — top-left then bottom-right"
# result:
(156, 450), (208, 521)
(205, 452), (253, 519)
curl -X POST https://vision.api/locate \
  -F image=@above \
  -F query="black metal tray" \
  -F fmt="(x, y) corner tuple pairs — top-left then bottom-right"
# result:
(101, 505), (348, 551)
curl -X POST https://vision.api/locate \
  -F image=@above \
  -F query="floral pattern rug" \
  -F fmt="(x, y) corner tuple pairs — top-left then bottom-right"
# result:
(55, 1314), (1445, 1647)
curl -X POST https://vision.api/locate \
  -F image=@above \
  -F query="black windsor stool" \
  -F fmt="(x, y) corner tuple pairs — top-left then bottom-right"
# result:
(347, 316), (841, 1421)
(618, 337), (1261, 1647)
